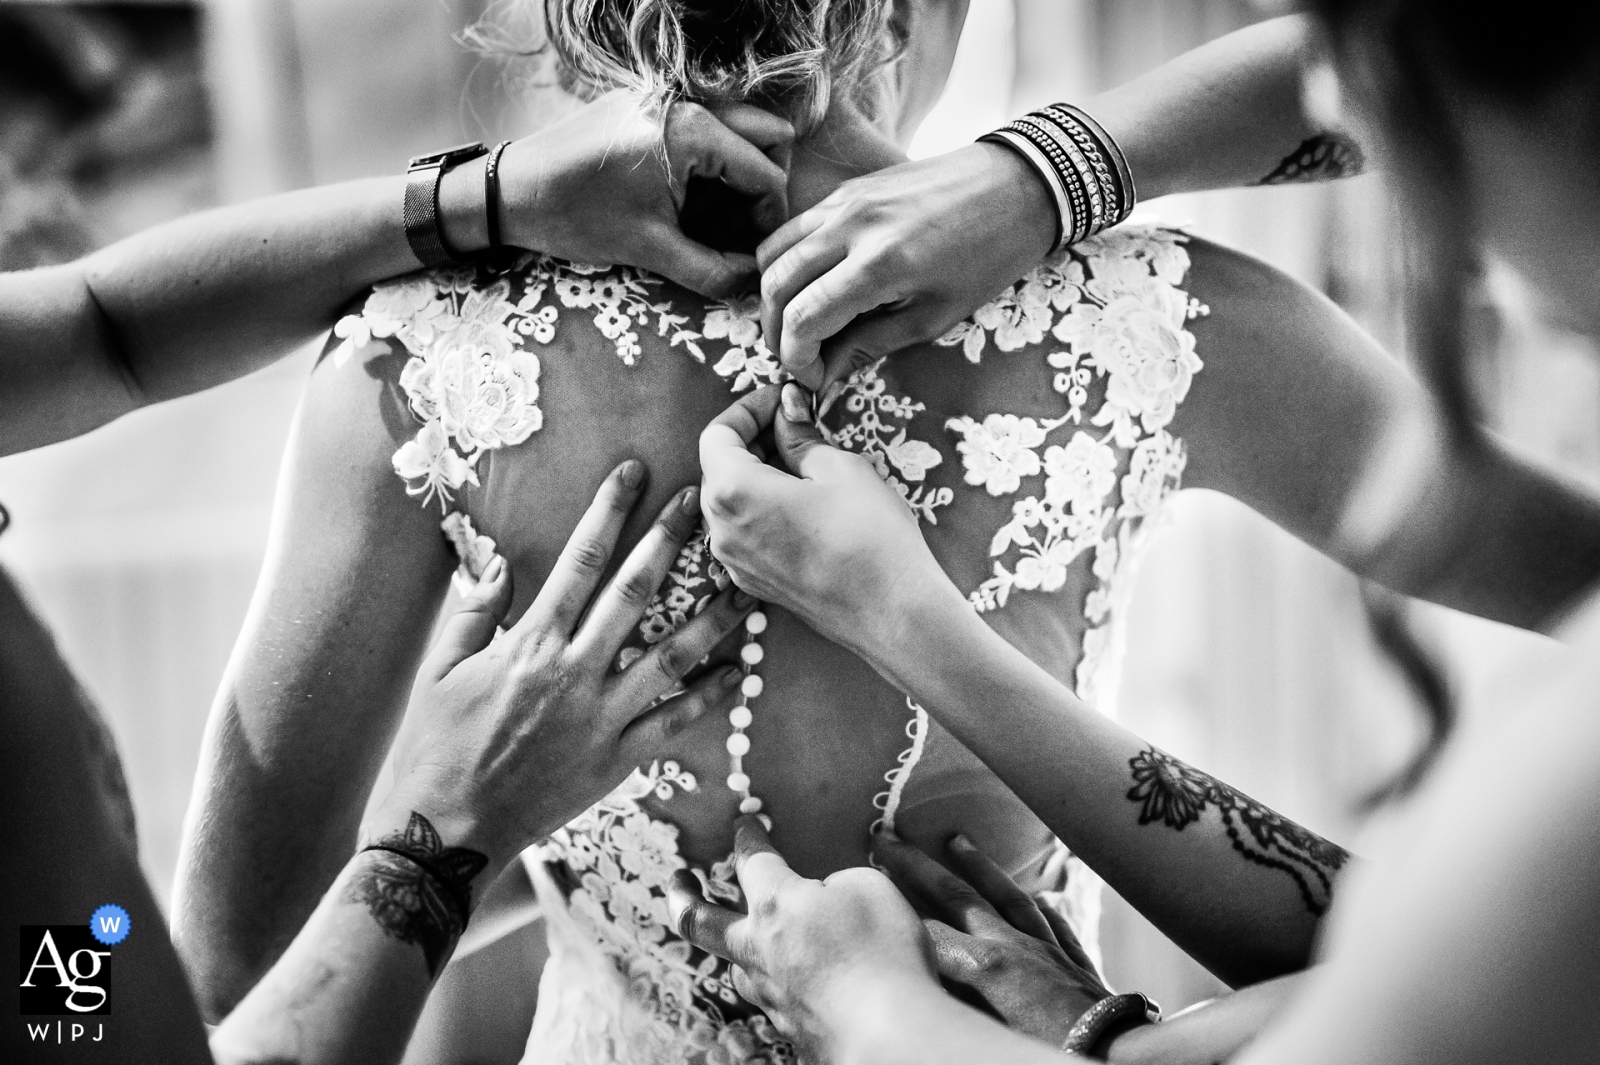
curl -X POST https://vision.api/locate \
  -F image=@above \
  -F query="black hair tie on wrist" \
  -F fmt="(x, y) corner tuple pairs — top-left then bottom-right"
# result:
(485, 139), (512, 254)
(361, 843), (475, 932)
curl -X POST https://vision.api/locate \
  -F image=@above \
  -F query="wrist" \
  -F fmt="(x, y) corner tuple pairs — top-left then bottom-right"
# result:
(363, 794), (509, 906)
(972, 139), (1058, 264)
(853, 559), (981, 693)
(493, 135), (549, 253)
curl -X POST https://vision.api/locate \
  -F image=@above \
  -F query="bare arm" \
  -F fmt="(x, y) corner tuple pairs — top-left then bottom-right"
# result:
(0, 177), (419, 455)
(700, 388), (1347, 986)
(757, 15), (1363, 389)
(206, 469), (753, 1063)
(0, 95), (792, 457)
(1178, 238), (1600, 631)
(827, 976), (1301, 1065)
(867, 826), (1304, 1062)
(878, 576), (1340, 986)
(1093, 16), (1359, 200)
(172, 339), (455, 1020)
(1237, 641), (1600, 1065)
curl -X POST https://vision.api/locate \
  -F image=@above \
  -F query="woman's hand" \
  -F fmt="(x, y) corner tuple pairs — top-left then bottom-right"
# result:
(494, 91), (794, 299)
(697, 383), (967, 670)
(667, 817), (944, 1059)
(367, 460), (754, 882)
(756, 142), (1055, 390)
(871, 830), (1110, 1048)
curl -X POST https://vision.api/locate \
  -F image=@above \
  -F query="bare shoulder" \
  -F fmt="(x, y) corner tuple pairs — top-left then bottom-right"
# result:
(291, 321), (444, 548)
(1164, 231), (1412, 537)
(1178, 232), (1365, 364)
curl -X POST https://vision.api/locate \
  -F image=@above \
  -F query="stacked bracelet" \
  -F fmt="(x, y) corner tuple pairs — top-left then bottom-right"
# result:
(981, 103), (1137, 253)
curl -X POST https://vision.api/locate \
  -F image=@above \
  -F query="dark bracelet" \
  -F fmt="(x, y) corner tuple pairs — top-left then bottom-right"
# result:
(404, 141), (488, 267)
(360, 843), (474, 932)
(981, 103), (1137, 253)
(484, 139), (511, 253)
(1062, 992), (1162, 1059)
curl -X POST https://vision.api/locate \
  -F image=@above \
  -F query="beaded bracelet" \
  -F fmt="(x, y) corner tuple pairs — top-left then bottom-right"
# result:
(980, 103), (1137, 253)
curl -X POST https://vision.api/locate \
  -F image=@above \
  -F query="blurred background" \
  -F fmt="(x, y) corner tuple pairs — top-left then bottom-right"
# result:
(2, 0), (1597, 1055)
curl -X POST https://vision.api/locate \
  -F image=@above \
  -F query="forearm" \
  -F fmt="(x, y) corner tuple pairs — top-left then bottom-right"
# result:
(1088, 16), (1359, 200)
(178, 656), (438, 1017)
(833, 976), (1298, 1065)
(1361, 437), (1600, 632)
(211, 847), (491, 1065)
(1104, 973), (1304, 1065)
(866, 579), (1343, 986)
(0, 165), (491, 455)
(822, 975), (1067, 1065)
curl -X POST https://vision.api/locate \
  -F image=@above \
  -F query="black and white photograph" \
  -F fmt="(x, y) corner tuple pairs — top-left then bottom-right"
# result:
(4, 1), (1599, 1062)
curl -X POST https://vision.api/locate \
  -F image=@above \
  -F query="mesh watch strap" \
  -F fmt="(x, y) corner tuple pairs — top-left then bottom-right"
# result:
(404, 161), (452, 267)
(403, 142), (487, 268)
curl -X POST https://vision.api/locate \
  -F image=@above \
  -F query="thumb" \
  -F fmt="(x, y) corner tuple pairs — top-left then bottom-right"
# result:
(641, 225), (759, 300)
(419, 555), (512, 685)
(818, 304), (943, 394)
(776, 382), (841, 479)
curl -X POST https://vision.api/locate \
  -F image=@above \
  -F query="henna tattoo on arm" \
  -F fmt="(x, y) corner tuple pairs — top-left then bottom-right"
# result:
(1259, 133), (1365, 185)
(1126, 748), (1350, 916)
(342, 811), (488, 977)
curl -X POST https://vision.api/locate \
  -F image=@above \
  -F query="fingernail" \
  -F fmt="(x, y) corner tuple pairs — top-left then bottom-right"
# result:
(720, 666), (743, 689)
(781, 382), (812, 424)
(679, 486), (700, 516)
(617, 460), (645, 489)
(733, 588), (756, 609)
(482, 555), (505, 583)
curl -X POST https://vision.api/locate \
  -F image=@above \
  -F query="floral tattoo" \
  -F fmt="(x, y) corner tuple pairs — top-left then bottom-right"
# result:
(1127, 748), (1349, 916)
(1259, 132), (1365, 185)
(345, 811), (488, 977)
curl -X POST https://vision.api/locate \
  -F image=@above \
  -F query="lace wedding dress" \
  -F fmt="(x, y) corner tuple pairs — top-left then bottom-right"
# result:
(334, 223), (1207, 1065)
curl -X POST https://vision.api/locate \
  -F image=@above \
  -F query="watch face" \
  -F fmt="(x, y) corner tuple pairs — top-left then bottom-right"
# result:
(409, 142), (488, 169)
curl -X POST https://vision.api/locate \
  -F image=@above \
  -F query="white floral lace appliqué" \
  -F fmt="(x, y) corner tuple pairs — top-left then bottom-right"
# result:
(939, 224), (1207, 706)
(334, 225), (1203, 1064)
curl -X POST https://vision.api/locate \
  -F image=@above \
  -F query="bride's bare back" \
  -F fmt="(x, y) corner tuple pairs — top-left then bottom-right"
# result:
(316, 228), (1214, 1059)
(176, 165), (1462, 1030)
(335, 239), (1181, 885)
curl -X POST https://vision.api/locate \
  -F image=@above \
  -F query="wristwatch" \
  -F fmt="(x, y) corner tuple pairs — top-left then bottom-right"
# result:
(1062, 992), (1162, 1059)
(404, 141), (488, 267)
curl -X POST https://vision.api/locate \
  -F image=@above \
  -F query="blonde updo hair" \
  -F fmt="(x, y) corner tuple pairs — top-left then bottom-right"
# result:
(536, 0), (904, 131)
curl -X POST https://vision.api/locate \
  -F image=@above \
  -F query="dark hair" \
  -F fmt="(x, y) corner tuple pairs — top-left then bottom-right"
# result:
(1307, 1), (1600, 440)
(1309, 1), (1600, 792)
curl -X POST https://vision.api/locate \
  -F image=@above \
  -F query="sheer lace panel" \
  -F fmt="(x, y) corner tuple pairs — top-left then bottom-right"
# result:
(333, 223), (1203, 1063)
